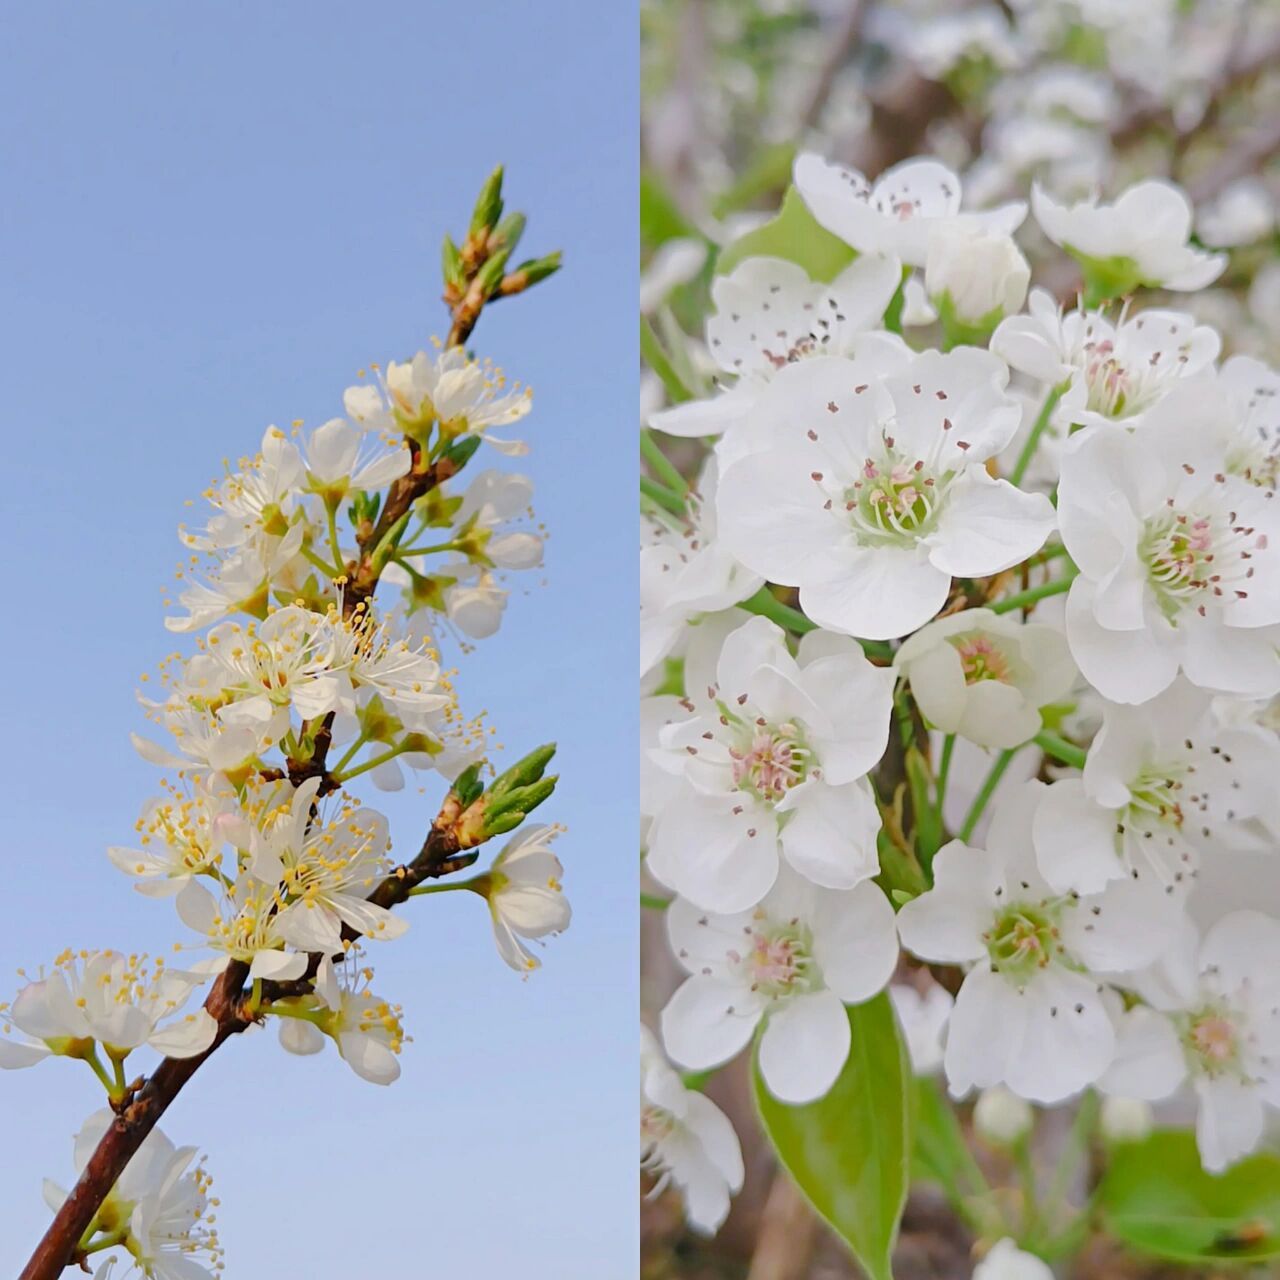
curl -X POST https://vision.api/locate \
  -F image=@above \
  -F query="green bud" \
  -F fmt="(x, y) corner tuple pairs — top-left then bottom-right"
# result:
(451, 762), (486, 809)
(491, 210), (526, 255)
(510, 250), (562, 288)
(439, 433), (482, 473)
(489, 743), (557, 798)
(481, 810), (526, 837)
(469, 165), (505, 237)
(476, 243), (515, 296)
(486, 776), (557, 821)
(441, 233), (466, 290)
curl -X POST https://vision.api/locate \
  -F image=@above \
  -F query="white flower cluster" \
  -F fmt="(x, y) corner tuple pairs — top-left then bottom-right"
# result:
(6, 328), (569, 1275)
(641, 146), (1280, 1238)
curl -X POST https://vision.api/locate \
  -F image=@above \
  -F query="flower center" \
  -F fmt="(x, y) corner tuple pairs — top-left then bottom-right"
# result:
(952, 634), (1012, 684)
(1185, 1006), (1242, 1076)
(1138, 504), (1256, 621)
(985, 902), (1063, 984)
(847, 449), (945, 546)
(641, 1103), (675, 1146)
(732, 919), (818, 999)
(1082, 340), (1136, 418)
(729, 723), (810, 802)
(1126, 764), (1186, 831)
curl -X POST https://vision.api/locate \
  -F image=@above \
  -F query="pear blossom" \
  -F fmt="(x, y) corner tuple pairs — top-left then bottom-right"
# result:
(925, 225), (1030, 328)
(165, 535), (304, 634)
(973, 1239), (1054, 1280)
(906, 7), (1021, 80)
(992, 289), (1220, 433)
(1057, 417), (1280, 704)
(1031, 179), (1226, 293)
(640, 1025), (743, 1234)
(1099, 1095), (1153, 1142)
(794, 153), (1026, 267)
(646, 615), (893, 912)
(895, 607), (1076, 749)
(176, 870), (309, 983)
(45, 1111), (222, 1279)
(1212, 355), (1280, 490)
(890, 980), (953, 1076)
(344, 346), (532, 455)
(1195, 178), (1274, 249)
(973, 1085), (1033, 1145)
(1033, 679), (1279, 895)
(449, 468), (544, 570)
(0, 952), (215, 1068)
(897, 781), (1180, 1103)
(303, 416), (411, 501)
(275, 954), (407, 1085)
(661, 869), (898, 1103)
(1100, 912), (1280, 1172)
(648, 253), (904, 443)
(640, 460), (762, 678)
(716, 349), (1056, 640)
(480, 824), (572, 972)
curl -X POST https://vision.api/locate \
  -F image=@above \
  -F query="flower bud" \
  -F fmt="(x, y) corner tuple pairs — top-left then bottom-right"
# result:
(926, 223), (1030, 331)
(469, 164), (505, 238)
(1100, 1096), (1152, 1144)
(974, 1085), (1033, 1145)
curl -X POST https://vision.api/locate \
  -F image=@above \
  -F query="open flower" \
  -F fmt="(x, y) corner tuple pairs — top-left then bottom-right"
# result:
(641, 1025), (743, 1234)
(794, 153), (1026, 267)
(1033, 679), (1279, 894)
(897, 781), (1180, 1103)
(647, 615), (893, 912)
(1100, 912), (1280, 1172)
(45, 1111), (222, 1279)
(479, 824), (572, 973)
(895, 607), (1076, 748)
(717, 350), (1055, 639)
(661, 868), (898, 1103)
(303, 416), (411, 502)
(648, 253), (904, 443)
(0, 952), (215, 1068)
(1058, 416), (1280, 704)
(1031, 179), (1226, 295)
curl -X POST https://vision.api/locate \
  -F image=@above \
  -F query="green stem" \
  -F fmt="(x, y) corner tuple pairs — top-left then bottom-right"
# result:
(959, 749), (1018, 841)
(989, 569), (1078, 615)
(331, 741), (410, 784)
(640, 475), (687, 517)
(79, 1228), (130, 1257)
(300, 545), (343, 579)
(408, 880), (479, 898)
(81, 1048), (121, 1101)
(398, 538), (465, 558)
(640, 315), (693, 404)
(326, 501), (346, 573)
(641, 892), (672, 910)
(1015, 1138), (1040, 1244)
(1044, 1090), (1099, 1222)
(640, 427), (689, 493)
(935, 733), (956, 828)
(1010, 387), (1064, 487)
(1034, 730), (1087, 771)
(332, 727), (372, 776)
(742, 586), (814, 633)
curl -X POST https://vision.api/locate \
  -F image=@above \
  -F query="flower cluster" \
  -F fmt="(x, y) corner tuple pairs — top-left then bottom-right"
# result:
(640, 128), (1280, 1254)
(7, 170), (570, 1277)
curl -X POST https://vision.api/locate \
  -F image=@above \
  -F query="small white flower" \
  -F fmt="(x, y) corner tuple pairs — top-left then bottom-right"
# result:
(794, 153), (1026, 267)
(661, 868), (898, 1103)
(1100, 912), (1280, 1172)
(0, 952), (215, 1068)
(1099, 1095), (1153, 1143)
(641, 1025), (743, 1234)
(973, 1085), (1033, 1145)
(1031, 179), (1226, 293)
(647, 615), (893, 912)
(890, 980), (953, 1076)
(926, 224), (1030, 327)
(649, 253), (904, 444)
(907, 7), (1021, 80)
(1033, 679), (1279, 895)
(1196, 178), (1274, 248)
(897, 781), (1180, 1103)
(482, 824), (571, 973)
(1058, 417), (1280, 704)
(717, 350), (1055, 640)
(992, 290), (1221, 433)
(303, 416), (411, 500)
(895, 607), (1076, 749)
(973, 1238), (1054, 1280)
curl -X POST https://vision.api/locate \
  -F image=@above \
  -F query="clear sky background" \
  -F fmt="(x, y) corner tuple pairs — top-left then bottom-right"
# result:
(0, 4), (635, 1275)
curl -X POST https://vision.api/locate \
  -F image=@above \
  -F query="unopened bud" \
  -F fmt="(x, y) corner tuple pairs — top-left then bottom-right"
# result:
(974, 1085), (1033, 1146)
(476, 244), (515, 296)
(501, 250), (563, 295)
(926, 224), (1029, 333)
(469, 165), (505, 238)
(1100, 1096), (1152, 1144)
(441, 234), (466, 292)
(489, 743), (557, 798)
(491, 211), (526, 255)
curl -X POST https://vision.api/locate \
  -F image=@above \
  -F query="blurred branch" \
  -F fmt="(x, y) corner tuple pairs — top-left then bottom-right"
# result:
(798, 0), (866, 132)
(746, 1172), (821, 1280)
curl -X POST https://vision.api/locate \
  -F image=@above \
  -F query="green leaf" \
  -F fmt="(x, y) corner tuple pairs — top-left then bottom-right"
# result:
(640, 170), (696, 249)
(717, 186), (856, 283)
(1099, 1129), (1280, 1263)
(753, 993), (912, 1280)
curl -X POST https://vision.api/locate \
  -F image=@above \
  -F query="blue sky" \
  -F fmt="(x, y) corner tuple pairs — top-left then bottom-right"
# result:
(0, 4), (635, 1275)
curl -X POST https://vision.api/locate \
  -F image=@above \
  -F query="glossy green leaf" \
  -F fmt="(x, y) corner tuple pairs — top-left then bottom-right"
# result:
(716, 185), (856, 283)
(1099, 1129), (1280, 1263)
(754, 994), (912, 1280)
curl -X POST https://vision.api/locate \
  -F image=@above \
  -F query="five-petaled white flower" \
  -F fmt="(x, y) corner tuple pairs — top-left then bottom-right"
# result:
(717, 349), (1056, 639)
(480, 824), (572, 973)
(647, 615), (893, 912)
(662, 868), (898, 1103)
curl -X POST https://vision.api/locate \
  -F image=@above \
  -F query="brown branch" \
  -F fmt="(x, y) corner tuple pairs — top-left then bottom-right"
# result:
(1188, 114), (1280, 204)
(798, 0), (866, 133)
(20, 226), (510, 1280)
